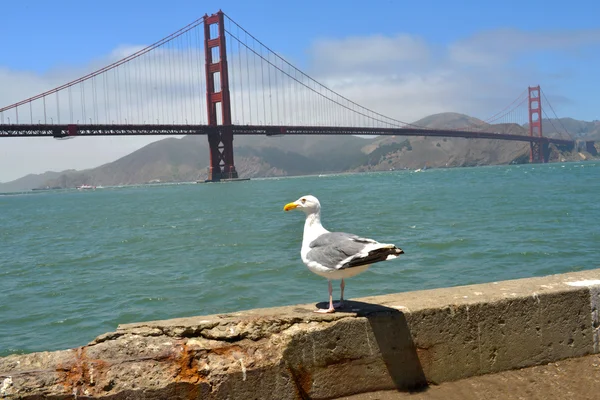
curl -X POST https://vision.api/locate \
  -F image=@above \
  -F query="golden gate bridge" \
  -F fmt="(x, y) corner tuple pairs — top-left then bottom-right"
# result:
(0, 11), (594, 181)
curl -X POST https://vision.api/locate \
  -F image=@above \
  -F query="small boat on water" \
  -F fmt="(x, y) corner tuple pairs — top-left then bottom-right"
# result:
(77, 184), (96, 190)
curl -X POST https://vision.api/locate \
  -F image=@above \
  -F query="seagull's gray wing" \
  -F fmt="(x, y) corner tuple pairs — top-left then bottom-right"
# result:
(306, 232), (378, 270)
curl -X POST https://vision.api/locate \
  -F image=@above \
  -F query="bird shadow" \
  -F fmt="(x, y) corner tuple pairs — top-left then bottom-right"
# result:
(315, 300), (429, 393)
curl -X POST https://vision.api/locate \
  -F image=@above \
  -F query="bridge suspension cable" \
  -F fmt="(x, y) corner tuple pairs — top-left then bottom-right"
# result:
(482, 89), (528, 124)
(223, 13), (424, 130)
(0, 16), (209, 126)
(540, 89), (572, 140)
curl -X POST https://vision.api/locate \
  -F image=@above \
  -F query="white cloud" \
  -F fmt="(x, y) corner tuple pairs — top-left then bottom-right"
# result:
(310, 34), (431, 75)
(306, 27), (600, 124)
(448, 28), (600, 66)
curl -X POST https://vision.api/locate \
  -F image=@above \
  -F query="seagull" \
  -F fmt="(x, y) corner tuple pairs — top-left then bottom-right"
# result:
(283, 195), (404, 313)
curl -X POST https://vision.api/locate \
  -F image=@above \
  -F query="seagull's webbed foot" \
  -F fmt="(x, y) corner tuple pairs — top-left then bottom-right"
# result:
(314, 306), (336, 314)
(333, 300), (344, 309)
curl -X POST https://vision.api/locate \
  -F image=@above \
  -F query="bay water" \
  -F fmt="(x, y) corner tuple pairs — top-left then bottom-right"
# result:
(1, 161), (599, 356)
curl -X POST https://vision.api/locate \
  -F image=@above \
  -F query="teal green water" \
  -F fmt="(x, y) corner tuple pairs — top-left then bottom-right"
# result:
(1, 162), (599, 356)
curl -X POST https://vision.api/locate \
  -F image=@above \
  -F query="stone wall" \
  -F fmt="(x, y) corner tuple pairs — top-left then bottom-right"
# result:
(1, 268), (599, 399)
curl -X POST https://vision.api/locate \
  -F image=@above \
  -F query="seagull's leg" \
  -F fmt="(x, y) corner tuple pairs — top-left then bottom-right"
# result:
(333, 279), (345, 309)
(315, 280), (336, 313)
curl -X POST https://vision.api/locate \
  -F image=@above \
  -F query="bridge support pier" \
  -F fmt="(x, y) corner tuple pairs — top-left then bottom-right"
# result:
(586, 141), (598, 156)
(207, 127), (238, 181)
(529, 141), (550, 164)
(204, 10), (238, 182)
(530, 141), (541, 164)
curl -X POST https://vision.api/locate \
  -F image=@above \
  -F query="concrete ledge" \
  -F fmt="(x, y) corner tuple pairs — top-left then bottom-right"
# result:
(1, 269), (599, 399)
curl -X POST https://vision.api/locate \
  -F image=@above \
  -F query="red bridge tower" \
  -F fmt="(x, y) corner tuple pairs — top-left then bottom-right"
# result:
(528, 85), (548, 163)
(203, 11), (238, 181)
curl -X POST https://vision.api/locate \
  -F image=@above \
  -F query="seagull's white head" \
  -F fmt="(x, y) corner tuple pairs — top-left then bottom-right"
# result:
(283, 195), (321, 215)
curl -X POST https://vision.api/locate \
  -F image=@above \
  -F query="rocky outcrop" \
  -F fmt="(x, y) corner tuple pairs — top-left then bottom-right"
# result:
(2, 268), (599, 399)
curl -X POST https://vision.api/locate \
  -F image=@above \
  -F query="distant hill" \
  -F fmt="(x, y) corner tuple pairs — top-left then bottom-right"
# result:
(37, 136), (213, 189)
(0, 170), (69, 193)
(358, 113), (531, 171)
(412, 112), (487, 129)
(2, 113), (597, 191)
(537, 118), (600, 141)
(33, 134), (374, 189)
(234, 134), (371, 175)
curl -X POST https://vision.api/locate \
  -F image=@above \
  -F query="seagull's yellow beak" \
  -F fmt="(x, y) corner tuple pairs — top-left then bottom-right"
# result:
(283, 202), (298, 211)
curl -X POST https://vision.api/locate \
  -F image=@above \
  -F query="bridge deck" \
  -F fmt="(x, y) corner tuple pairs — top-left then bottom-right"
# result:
(0, 124), (576, 146)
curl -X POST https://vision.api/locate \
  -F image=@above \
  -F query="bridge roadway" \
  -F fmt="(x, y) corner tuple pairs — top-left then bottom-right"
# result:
(0, 123), (577, 146)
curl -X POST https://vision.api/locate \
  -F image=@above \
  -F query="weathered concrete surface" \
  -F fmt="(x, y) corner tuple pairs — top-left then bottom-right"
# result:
(1, 268), (599, 399)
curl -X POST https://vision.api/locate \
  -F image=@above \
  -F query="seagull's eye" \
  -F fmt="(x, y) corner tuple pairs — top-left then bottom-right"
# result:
(301, 198), (306, 204)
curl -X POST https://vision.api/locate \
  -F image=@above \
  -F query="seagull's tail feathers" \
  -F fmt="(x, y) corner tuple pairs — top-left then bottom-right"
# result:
(341, 243), (404, 269)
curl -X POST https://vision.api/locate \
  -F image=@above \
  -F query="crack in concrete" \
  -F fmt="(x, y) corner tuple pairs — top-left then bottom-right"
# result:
(590, 286), (599, 354)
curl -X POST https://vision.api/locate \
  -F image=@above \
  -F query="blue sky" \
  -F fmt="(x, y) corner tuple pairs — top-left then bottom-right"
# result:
(2, 1), (599, 76)
(0, 0), (599, 181)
